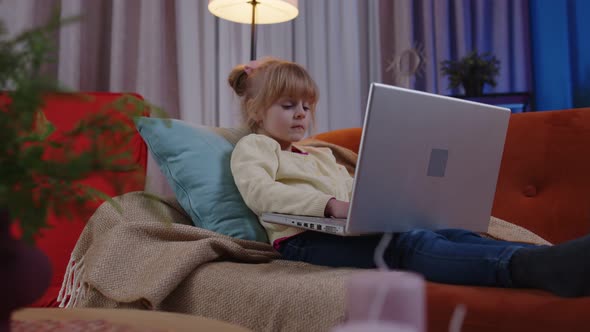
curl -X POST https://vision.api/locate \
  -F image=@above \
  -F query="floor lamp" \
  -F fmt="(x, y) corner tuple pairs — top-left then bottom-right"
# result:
(208, 0), (299, 61)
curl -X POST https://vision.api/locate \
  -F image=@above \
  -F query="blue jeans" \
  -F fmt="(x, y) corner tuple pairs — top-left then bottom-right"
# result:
(277, 229), (538, 288)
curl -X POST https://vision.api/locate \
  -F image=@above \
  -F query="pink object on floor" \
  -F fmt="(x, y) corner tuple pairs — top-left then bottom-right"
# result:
(332, 321), (416, 332)
(10, 319), (167, 332)
(343, 271), (426, 332)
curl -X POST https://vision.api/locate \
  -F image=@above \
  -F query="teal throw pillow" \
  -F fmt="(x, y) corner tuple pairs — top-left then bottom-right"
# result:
(134, 117), (268, 243)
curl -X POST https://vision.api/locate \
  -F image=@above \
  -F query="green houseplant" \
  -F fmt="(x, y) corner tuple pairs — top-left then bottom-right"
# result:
(0, 11), (166, 330)
(440, 51), (501, 97)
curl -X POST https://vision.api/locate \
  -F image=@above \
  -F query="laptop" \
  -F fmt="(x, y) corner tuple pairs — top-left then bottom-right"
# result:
(262, 83), (511, 236)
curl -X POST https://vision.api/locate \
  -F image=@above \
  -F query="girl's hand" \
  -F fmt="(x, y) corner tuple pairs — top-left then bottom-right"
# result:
(324, 198), (350, 218)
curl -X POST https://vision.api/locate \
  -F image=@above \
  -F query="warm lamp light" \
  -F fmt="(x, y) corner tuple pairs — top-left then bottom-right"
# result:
(208, 0), (299, 60)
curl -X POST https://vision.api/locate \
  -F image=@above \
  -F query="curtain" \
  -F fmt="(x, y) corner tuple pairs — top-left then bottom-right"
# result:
(175, 0), (382, 132)
(0, 0), (534, 196)
(529, 0), (590, 110)
(379, 0), (532, 96)
(0, 0), (382, 195)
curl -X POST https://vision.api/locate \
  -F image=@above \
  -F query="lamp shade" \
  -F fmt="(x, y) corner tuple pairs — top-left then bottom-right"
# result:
(208, 0), (298, 24)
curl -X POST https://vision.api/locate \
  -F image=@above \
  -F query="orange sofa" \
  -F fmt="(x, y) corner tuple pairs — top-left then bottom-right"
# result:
(21, 93), (590, 331)
(315, 107), (590, 332)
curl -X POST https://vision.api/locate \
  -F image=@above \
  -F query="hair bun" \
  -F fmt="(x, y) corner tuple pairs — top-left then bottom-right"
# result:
(228, 66), (248, 96)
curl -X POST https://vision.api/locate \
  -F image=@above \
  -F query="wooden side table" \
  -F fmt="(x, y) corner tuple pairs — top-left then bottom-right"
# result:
(12, 308), (251, 332)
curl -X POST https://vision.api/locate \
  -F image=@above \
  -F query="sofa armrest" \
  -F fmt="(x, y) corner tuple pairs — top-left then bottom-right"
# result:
(314, 128), (362, 153)
(6, 92), (150, 307)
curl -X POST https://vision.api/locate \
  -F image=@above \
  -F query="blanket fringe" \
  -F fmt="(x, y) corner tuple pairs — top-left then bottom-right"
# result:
(57, 255), (87, 308)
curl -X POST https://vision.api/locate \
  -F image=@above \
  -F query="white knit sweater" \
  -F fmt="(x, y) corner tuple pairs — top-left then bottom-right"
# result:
(231, 134), (353, 243)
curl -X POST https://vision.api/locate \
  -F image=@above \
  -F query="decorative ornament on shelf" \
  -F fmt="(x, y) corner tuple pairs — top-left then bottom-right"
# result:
(385, 43), (426, 87)
(440, 50), (501, 97)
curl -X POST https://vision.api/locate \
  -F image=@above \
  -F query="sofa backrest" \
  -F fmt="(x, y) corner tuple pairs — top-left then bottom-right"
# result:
(314, 108), (590, 244)
(492, 108), (590, 243)
(1, 92), (148, 306)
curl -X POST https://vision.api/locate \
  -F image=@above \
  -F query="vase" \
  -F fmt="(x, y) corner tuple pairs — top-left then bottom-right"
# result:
(462, 79), (485, 97)
(332, 321), (416, 332)
(0, 208), (52, 332)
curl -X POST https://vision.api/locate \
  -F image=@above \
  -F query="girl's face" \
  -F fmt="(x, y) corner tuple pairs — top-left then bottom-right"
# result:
(257, 97), (312, 150)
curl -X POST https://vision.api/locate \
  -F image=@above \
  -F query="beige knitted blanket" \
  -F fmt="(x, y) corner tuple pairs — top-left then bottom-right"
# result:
(59, 192), (357, 332)
(60, 194), (550, 332)
(59, 135), (551, 332)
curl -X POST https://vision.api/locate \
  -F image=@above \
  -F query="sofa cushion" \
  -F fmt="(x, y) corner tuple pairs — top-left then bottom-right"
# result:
(135, 117), (268, 243)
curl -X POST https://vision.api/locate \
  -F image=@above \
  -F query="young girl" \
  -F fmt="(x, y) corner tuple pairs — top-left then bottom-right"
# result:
(228, 57), (590, 298)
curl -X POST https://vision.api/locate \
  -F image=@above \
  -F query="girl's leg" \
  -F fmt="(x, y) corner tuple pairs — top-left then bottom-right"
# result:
(279, 229), (590, 297)
(435, 228), (540, 248)
(278, 229), (534, 285)
(391, 229), (590, 297)
(387, 229), (524, 287)
(278, 231), (381, 269)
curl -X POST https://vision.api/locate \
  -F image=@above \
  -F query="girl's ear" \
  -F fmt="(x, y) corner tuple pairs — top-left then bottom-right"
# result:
(252, 113), (261, 122)
(251, 112), (263, 128)
(254, 110), (265, 122)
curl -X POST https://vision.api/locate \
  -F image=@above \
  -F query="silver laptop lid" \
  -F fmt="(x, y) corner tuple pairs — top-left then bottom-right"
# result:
(346, 83), (510, 233)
